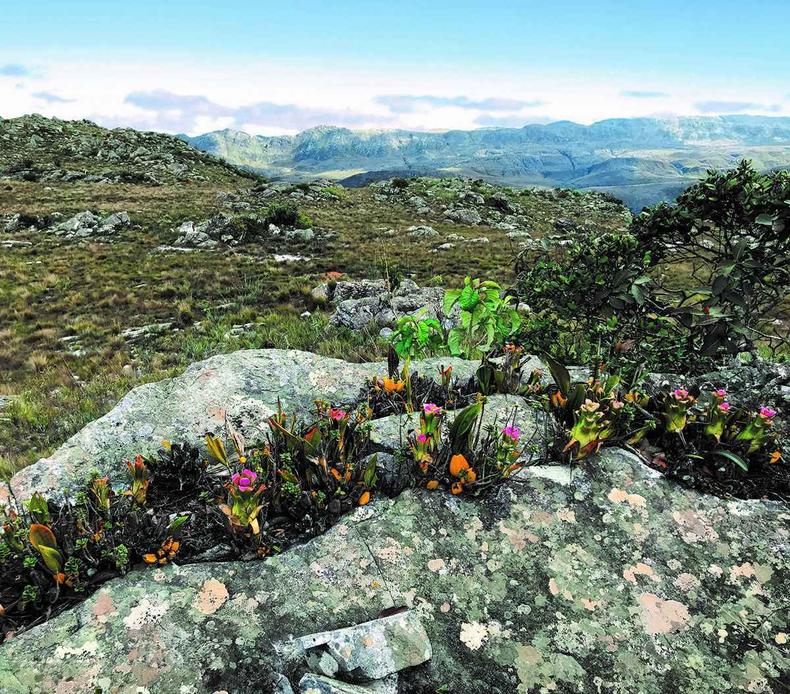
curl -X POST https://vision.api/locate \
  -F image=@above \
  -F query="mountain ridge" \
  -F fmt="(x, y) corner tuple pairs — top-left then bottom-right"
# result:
(180, 114), (790, 208)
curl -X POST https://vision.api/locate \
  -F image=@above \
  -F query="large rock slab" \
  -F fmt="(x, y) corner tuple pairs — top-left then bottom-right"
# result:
(6, 351), (481, 502)
(1, 449), (787, 693)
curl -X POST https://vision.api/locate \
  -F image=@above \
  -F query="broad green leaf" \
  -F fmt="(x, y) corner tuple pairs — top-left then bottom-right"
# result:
(543, 353), (571, 395)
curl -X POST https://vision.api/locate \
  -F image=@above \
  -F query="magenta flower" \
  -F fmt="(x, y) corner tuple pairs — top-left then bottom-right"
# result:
(502, 426), (521, 441)
(423, 403), (442, 416)
(713, 389), (727, 400)
(673, 388), (690, 401)
(718, 401), (731, 413)
(232, 468), (257, 492)
(759, 406), (777, 419)
(416, 433), (428, 444)
(329, 408), (348, 421)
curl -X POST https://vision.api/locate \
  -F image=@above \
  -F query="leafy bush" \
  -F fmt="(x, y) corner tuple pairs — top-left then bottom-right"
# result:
(632, 161), (790, 359)
(386, 276), (522, 361)
(515, 162), (790, 372)
(389, 312), (445, 360)
(263, 202), (312, 229)
(514, 231), (671, 371)
(444, 277), (521, 359)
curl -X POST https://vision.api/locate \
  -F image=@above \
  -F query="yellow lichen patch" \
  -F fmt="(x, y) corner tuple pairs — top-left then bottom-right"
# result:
(556, 508), (576, 523)
(637, 592), (690, 635)
(427, 558), (446, 573)
(673, 573), (701, 592)
(460, 621), (489, 651)
(91, 591), (117, 622)
(193, 578), (229, 615)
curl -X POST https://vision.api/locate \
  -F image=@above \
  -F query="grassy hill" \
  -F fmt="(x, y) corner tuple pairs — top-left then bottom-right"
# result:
(0, 114), (254, 186)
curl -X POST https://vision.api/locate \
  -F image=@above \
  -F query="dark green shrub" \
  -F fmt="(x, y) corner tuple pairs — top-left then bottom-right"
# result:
(263, 202), (312, 229)
(633, 161), (789, 359)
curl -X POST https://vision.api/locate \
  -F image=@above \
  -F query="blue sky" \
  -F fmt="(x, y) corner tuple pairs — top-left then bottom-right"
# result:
(2, 1), (789, 134)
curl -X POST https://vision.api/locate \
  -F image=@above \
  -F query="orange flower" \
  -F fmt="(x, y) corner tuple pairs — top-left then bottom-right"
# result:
(449, 454), (470, 477)
(550, 391), (567, 408)
(465, 468), (477, 483)
(358, 491), (371, 506)
(769, 450), (782, 464)
(450, 482), (464, 495)
(382, 377), (405, 394)
(426, 480), (439, 490)
(330, 467), (342, 480)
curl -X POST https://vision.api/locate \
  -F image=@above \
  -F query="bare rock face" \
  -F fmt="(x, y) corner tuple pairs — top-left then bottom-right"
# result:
(1, 448), (787, 693)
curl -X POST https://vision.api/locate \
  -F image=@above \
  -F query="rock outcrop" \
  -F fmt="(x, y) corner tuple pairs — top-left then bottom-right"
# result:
(2, 349), (788, 692)
(2, 446), (787, 692)
(5, 350), (477, 503)
(314, 279), (457, 334)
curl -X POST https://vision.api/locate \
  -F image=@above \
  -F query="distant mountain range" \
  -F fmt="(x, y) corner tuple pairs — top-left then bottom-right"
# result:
(180, 115), (790, 208)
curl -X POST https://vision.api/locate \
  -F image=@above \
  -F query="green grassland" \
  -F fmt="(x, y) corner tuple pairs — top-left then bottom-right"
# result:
(0, 176), (628, 475)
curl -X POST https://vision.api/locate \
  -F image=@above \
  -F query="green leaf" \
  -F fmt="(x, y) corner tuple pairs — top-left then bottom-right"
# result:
(363, 454), (378, 488)
(543, 353), (571, 395)
(447, 328), (463, 356)
(448, 402), (483, 447)
(713, 450), (749, 472)
(443, 289), (462, 316)
(755, 213), (774, 226)
(459, 285), (480, 311)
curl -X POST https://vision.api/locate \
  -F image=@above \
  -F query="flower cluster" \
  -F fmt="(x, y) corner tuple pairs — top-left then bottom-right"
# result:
(564, 399), (614, 459)
(736, 405), (778, 453)
(411, 403), (443, 471)
(664, 387), (697, 433)
(220, 468), (266, 535)
(496, 425), (524, 476)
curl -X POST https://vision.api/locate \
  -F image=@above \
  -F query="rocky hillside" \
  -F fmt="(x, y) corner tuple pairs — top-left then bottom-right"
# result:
(0, 115), (253, 185)
(181, 115), (790, 209)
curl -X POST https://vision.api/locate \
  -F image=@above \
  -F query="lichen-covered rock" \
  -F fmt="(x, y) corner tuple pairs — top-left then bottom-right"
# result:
(1, 449), (787, 693)
(6, 351), (480, 503)
(298, 674), (397, 693)
(324, 279), (455, 332)
(46, 210), (131, 238)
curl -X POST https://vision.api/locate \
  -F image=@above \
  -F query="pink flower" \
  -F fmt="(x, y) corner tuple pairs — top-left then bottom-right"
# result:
(416, 433), (428, 444)
(713, 389), (727, 400)
(502, 426), (521, 441)
(232, 468), (257, 492)
(423, 403), (442, 416)
(329, 408), (348, 421)
(759, 406), (777, 419)
(611, 400), (625, 410)
(718, 401), (731, 413)
(673, 388), (689, 401)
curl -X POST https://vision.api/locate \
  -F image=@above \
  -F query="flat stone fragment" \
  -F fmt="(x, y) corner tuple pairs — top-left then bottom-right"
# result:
(297, 610), (431, 681)
(299, 674), (398, 694)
